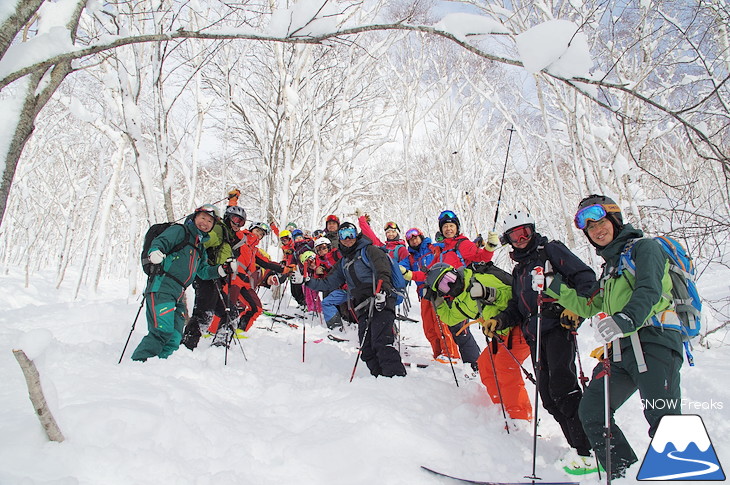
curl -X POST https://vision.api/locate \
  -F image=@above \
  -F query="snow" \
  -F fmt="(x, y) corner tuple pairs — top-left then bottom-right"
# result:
(2, 268), (730, 485)
(516, 19), (594, 79)
(434, 13), (510, 42)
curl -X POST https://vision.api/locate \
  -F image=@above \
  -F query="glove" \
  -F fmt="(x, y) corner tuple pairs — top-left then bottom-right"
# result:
(374, 292), (387, 311)
(399, 265), (413, 281)
(469, 281), (496, 304)
(595, 314), (625, 343)
(315, 265), (325, 275)
(480, 318), (500, 338)
(227, 188), (240, 199)
(485, 231), (500, 251)
(268, 274), (280, 286)
(291, 270), (304, 284)
(560, 309), (581, 330)
(219, 258), (238, 277)
(282, 264), (296, 275)
(148, 250), (165, 265)
(531, 267), (545, 292)
(473, 234), (484, 248)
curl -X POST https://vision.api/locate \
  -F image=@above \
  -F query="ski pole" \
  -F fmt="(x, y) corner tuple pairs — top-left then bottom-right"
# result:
(431, 305), (459, 388)
(525, 265), (545, 482)
(489, 333), (536, 385)
(214, 279), (247, 363)
(118, 297), (145, 364)
(573, 331), (589, 391)
(485, 338), (510, 434)
(350, 279), (382, 382)
(492, 125), (516, 232)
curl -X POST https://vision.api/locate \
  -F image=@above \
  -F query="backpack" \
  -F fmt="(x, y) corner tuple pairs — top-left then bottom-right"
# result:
(468, 261), (514, 286)
(618, 235), (702, 365)
(360, 246), (408, 305)
(141, 223), (190, 277)
(436, 238), (466, 267)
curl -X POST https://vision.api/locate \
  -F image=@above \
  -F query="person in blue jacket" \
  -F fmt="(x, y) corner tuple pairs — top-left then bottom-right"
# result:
(300, 222), (406, 377)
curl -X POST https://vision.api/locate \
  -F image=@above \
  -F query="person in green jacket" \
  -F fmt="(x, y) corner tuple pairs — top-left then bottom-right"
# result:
(545, 194), (683, 480)
(132, 205), (236, 362)
(425, 262), (532, 421)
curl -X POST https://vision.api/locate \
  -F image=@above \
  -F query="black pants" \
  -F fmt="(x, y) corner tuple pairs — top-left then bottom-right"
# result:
(449, 320), (480, 366)
(357, 298), (406, 378)
(529, 325), (591, 455)
(290, 282), (306, 306)
(182, 278), (221, 349)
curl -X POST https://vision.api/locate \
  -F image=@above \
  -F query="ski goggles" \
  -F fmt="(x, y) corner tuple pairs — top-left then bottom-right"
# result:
(280, 236), (292, 243)
(405, 228), (423, 241)
(437, 271), (458, 295)
(229, 215), (245, 226)
(439, 210), (457, 221)
(574, 204), (608, 229)
(338, 226), (357, 240)
(504, 224), (533, 244)
(384, 221), (399, 231)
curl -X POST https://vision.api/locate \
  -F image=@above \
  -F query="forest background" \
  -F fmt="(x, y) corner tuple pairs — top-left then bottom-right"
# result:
(0, 0), (727, 336)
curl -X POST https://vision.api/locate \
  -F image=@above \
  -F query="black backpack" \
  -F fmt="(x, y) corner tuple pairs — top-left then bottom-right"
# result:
(141, 223), (190, 276)
(468, 261), (513, 286)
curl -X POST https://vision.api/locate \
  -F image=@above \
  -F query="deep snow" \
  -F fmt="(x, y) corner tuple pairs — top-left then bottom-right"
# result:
(1, 267), (729, 485)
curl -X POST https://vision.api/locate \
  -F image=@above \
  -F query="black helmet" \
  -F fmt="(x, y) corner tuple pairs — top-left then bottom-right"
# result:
(426, 263), (463, 297)
(576, 194), (623, 233)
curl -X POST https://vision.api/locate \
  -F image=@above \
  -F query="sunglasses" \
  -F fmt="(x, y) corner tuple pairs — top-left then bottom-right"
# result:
(505, 225), (533, 245)
(338, 227), (357, 240)
(574, 204), (608, 230)
(405, 228), (422, 240)
(230, 215), (245, 225)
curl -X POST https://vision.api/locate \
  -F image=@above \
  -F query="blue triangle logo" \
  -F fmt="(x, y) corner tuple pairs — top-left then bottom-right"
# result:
(637, 414), (725, 481)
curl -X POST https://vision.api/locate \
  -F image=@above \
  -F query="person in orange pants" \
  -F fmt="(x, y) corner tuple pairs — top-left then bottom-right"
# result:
(477, 325), (532, 421)
(422, 298), (460, 362)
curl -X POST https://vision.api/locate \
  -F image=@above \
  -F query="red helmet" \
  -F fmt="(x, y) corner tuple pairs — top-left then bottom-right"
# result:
(326, 214), (340, 224)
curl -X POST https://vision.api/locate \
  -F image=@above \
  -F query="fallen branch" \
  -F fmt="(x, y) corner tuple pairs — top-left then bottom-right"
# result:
(12, 349), (65, 442)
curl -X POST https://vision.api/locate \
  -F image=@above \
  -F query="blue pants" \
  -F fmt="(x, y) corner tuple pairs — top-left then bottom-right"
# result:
(322, 289), (348, 322)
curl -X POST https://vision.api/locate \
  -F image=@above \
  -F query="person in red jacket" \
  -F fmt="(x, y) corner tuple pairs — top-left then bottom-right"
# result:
(357, 214), (409, 263)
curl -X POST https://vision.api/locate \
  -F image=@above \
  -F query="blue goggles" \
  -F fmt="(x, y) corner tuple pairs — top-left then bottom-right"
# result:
(338, 226), (357, 240)
(439, 210), (457, 221)
(574, 204), (607, 229)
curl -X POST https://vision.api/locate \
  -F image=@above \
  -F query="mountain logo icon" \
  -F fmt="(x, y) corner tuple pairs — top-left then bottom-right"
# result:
(637, 414), (725, 481)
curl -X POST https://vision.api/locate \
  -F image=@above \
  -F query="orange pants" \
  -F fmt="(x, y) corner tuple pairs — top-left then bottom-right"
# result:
(477, 325), (532, 421)
(421, 298), (459, 359)
(208, 285), (262, 333)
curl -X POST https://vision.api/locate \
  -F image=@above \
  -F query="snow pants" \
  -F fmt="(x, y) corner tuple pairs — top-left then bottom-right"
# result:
(290, 281), (306, 306)
(322, 289), (348, 322)
(448, 320), (480, 366)
(208, 285), (262, 333)
(579, 341), (683, 479)
(421, 298), (459, 359)
(477, 326), (532, 420)
(181, 277), (221, 349)
(358, 297), (406, 378)
(131, 290), (186, 361)
(529, 325), (591, 455)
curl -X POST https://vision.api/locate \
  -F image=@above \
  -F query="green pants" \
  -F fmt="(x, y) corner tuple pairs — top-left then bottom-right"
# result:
(578, 341), (683, 479)
(131, 291), (187, 361)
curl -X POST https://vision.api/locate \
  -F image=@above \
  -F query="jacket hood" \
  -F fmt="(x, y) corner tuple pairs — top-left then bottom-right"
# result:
(510, 233), (548, 263)
(596, 223), (643, 261)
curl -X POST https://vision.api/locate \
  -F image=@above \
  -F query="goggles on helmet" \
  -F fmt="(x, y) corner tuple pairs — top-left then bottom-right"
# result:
(338, 226), (357, 240)
(405, 228), (423, 241)
(384, 221), (399, 231)
(504, 224), (534, 245)
(437, 271), (458, 295)
(574, 204), (608, 230)
(439, 210), (457, 221)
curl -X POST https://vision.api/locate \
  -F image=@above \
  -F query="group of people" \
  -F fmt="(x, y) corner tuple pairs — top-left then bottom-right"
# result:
(134, 191), (685, 481)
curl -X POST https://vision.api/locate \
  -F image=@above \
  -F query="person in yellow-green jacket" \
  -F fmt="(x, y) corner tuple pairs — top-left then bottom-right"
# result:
(132, 205), (236, 362)
(424, 262), (532, 421)
(545, 194), (683, 480)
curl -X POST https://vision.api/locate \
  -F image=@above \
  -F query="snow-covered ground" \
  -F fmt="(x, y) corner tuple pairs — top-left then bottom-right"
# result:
(1, 268), (729, 485)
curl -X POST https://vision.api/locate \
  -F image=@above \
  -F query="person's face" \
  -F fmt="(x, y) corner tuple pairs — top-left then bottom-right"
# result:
(252, 228), (266, 240)
(294, 235), (304, 242)
(195, 212), (215, 233)
(305, 257), (316, 268)
(326, 221), (339, 232)
(385, 228), (399, 241)
(280, 236), (291, 246)
(316, 244), (330, 255)
(441, 223), (458, 239)
(586, 217), (615, 247)
(340, 237), (357, 248)
(408, 235), (422, 248)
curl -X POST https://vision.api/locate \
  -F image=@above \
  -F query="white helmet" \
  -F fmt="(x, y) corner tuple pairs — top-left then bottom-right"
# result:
(502, 210), (535, 233)
(314, 237), (331, 248)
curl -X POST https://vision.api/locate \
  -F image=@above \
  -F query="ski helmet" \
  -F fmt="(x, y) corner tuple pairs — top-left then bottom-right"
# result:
(299, 251), (316, 264)
(338, 222), (358, 240)
(250, 221), (270, 235)
(384, 221), (400, 232)
(575, 194), (623, 232)
(314, 237), (331, 249)
(224, 205), (246, 223)
(326, 214), (340, 224)
(279, 230), (292, 239)
(194, 204), (219, 218)
(291, 229), (304, 239)
(405, 228), (424, 241)
(438, 210), (460, 234)
(426, 263), (463, 297)
(313, 229), (324, 238)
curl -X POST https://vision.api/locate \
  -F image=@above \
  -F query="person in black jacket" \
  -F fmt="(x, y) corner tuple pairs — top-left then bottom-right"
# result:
(301, 222), (406, 378)
(483, 210), (598, 474)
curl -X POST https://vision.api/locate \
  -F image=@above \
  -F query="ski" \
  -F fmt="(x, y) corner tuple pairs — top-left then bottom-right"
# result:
(420, 466), (579, 485)
(396, 315), (419, 322)
(403, 362), (429, 368)
(263, 311), (295, 320)
(272, 318), (299, 329)
(327, 334), (348, 342)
